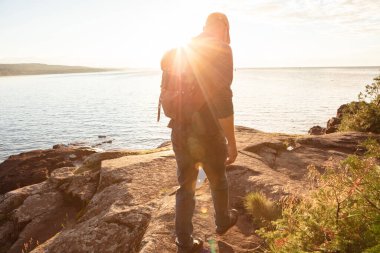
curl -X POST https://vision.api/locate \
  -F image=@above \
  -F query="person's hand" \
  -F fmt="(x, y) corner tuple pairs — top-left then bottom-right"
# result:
(225, 142), (238, 165)
(218, 115), (237, 165)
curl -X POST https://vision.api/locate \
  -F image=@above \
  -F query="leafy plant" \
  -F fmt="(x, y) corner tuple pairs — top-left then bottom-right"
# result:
(258, 139), (380, 252)
(339, 75), (380, 133)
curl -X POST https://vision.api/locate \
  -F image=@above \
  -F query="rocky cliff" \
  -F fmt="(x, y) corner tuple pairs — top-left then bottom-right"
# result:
(1, 127), (379, 253)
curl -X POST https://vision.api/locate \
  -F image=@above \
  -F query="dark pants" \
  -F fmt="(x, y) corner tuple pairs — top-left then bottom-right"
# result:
(171, 128), (230, 247)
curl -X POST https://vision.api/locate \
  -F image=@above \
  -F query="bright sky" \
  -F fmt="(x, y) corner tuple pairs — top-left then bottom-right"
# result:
(0, 0), (379, 68)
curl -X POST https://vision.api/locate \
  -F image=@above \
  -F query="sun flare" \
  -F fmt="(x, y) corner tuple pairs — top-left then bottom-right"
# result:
(1, 0), (378, 67)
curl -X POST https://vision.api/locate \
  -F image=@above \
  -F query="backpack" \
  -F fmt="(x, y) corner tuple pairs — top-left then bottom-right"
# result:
(157, 47), (205, 123)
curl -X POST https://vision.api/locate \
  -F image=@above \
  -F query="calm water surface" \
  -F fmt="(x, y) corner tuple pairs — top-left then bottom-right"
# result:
(1, 67), (379, 161)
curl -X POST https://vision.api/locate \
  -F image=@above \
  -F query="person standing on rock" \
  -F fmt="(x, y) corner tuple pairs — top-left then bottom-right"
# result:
(160, 12), (238, 253)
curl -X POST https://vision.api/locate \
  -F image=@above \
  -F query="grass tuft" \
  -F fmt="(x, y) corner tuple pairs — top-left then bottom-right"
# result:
(244, 192), (280, 226)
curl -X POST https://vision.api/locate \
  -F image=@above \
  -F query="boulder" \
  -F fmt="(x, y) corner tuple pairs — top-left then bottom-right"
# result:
(308, 125), (326, 135)
(326, 117), (341, 134)
(324, 102), (363, 134)
(337, 103), (349, 119)
(52, 144), (67, 149)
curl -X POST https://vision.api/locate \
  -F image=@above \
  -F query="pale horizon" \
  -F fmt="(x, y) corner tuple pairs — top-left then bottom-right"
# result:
(1, 0), (380, 68)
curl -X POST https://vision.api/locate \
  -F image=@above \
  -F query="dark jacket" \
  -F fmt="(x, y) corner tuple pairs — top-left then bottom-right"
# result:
(169, 32), (234, 137)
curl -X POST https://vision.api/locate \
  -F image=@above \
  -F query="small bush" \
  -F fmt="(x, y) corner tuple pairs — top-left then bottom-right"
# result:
(258, 139), (380, 252)
(244, 192), (280, 227)
(339, 75), (380, 133)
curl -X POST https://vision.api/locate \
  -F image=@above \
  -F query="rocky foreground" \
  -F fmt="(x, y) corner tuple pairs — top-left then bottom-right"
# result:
(1, 127), (379, 253)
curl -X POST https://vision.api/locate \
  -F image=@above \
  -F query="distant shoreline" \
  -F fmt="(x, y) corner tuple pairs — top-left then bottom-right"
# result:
(0, 63), (116, 77)
(2, 64), (379, 77)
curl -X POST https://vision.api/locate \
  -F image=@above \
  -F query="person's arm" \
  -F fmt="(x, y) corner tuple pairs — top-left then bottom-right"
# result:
(213, 43), (236, 164)
(218, 114), (237, 165)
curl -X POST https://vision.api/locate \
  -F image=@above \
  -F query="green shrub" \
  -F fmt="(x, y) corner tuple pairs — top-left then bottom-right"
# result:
(339, 75), (380, 133)
(258, 140), (380, 252)
(244, 192), (280, 227)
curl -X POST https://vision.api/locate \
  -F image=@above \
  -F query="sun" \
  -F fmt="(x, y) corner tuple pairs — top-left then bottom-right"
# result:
(116, 1), (228, 67)
(161, 14), (203, 49)
(151, 2), (217, 52)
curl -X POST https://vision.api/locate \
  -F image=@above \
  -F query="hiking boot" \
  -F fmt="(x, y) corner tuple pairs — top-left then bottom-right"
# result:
(215, 209), (238, 235)
(176, 238), (203, 253)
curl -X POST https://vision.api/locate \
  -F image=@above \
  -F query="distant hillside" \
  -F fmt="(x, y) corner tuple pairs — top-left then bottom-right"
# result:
(0, 63), (114, 76)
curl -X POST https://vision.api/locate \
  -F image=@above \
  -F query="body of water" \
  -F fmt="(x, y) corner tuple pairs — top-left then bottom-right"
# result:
(0, 67), (379, 161)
